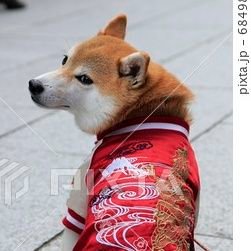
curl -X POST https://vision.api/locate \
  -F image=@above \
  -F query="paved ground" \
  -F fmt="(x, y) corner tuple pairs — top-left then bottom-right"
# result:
(0, 0), (232, 250)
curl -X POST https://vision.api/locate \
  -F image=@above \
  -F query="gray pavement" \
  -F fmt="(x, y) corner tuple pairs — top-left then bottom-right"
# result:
(0, 0), (232, 250)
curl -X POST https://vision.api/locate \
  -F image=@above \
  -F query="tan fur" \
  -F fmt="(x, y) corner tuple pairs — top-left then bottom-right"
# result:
(60, 15), (193, 134)
(31, 14), (194, 135)
(98, 14), (127, 39)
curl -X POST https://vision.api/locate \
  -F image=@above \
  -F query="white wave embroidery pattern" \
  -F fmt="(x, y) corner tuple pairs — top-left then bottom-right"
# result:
(92, 182), (159, 251)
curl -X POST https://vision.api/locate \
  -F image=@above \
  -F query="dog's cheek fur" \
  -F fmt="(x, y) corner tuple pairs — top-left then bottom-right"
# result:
(71, 85), (119, 134)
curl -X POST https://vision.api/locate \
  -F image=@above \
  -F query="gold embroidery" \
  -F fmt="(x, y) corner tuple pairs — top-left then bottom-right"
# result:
(151, 148), (195, 251)
(142, 163), (155, 176)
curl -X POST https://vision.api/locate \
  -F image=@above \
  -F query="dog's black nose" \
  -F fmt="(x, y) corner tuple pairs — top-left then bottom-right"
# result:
(29, 79), (44, 95)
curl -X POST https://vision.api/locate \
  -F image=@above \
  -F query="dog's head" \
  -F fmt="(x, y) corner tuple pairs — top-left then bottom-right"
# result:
(29, 15), (151, 134)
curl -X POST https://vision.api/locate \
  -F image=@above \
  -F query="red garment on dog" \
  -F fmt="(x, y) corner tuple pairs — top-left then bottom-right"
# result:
(63, 116), (200, 251)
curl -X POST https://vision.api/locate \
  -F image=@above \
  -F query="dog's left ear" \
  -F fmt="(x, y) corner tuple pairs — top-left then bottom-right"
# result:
(98, 14), (127, 39)
(119, 52), (150, 89)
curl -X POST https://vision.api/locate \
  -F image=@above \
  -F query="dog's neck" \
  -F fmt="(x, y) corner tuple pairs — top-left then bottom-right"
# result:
(94, 62), (193, 136)
(122, 62), (193, 124)
(124, 96), (192, 122)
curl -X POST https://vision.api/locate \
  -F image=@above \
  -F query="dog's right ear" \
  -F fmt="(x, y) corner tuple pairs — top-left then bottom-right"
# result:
(98, 14), (127, 39)
(119, 52), (150, 89)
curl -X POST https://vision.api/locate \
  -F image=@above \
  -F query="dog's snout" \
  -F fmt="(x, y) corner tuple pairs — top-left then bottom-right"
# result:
(29, 79), (44, 95)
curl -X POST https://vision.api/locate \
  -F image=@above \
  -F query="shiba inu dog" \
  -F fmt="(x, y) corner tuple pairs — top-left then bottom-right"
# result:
(29, 15), (200, 251)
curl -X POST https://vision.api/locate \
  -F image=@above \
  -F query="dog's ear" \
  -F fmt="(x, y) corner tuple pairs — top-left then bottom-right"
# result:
(119, 52), (150, 89)
(98, 14), (127, 39)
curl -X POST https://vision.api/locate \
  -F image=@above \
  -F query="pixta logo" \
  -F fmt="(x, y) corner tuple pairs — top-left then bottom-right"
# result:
(0, 158), (30, 206)
(51, 168), (80, 195)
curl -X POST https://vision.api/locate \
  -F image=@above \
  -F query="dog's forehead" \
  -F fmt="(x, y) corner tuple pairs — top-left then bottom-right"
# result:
(69, 36), (135, 61)
(68, 48), (114, 74)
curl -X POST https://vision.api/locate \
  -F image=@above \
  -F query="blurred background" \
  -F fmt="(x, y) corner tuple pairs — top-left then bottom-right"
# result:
(0, 0), (232, 250)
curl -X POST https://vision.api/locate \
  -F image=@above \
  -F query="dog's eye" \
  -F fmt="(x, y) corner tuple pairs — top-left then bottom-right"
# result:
(76, 74), (93, 85)
(62, 55), (68, 65)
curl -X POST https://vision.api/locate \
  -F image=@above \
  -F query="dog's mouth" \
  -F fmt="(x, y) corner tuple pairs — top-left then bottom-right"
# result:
(31, 96), (44, 107)
(31, 96), (70, 109)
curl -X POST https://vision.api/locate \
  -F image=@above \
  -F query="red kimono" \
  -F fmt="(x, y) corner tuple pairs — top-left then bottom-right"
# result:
(63, 116), (200, 251)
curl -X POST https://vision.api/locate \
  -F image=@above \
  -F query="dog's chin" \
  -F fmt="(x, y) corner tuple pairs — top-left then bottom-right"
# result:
(31, 96), (70, 110)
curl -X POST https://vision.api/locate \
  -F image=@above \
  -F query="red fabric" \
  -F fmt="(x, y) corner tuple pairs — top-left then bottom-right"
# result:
(62, 208), (85, 234)
(62, 217), (83, 235)
(68, 209), (86, 224)
(72, 116), (200, 251)
(97, 116), (190, 141)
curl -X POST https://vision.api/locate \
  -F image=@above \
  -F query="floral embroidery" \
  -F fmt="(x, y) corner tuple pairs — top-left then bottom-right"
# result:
(133, 237), (148, 251)
(109, 141), (153, 159)
(151, 148), (195, 251)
